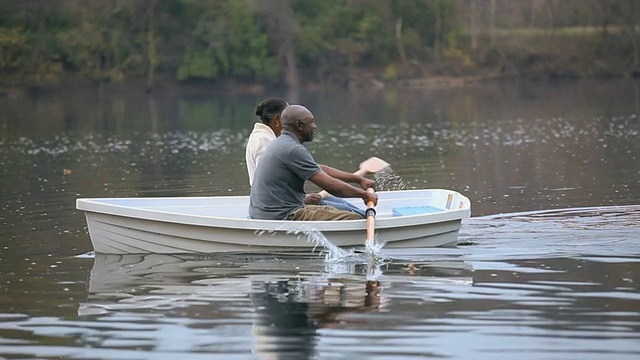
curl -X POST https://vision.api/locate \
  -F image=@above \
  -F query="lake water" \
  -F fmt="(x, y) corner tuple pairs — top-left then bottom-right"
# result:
(1, 79), (639, 359)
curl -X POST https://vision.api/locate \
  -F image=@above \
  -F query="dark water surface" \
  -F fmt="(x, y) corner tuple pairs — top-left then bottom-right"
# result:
(1, 80), (639, 359)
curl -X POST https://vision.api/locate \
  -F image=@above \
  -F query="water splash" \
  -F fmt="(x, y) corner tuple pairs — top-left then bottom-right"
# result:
(259, 222), (389, 268)
(278, 225), (384, 263)
(74, 251), (95, 259)
(363, 240), (387, 280)
(364, 240), (385, 255)
(375, 167), (407, 191)
(300, 228), (355, 261)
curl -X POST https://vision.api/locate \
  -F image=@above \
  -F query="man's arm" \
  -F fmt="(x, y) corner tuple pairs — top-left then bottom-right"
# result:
(318, 164), (375, 190)
(309, 171), (378, 206)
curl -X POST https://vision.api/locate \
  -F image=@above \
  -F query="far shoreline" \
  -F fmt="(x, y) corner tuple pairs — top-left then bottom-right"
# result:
(2, 69), (638, 100)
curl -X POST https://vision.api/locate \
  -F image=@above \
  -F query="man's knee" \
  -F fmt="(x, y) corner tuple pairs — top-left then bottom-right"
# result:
(290, 205), (361, 221)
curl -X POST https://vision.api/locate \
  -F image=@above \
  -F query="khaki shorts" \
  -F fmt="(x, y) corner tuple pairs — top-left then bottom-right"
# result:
(289, 205), (362, 221)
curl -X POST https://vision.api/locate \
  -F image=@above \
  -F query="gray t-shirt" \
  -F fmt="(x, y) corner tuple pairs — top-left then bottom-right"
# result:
(249, 131), (321, 220)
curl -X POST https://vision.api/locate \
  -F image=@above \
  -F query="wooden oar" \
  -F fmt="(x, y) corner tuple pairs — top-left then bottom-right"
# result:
(319, 157), (390, 198)
(365, 188), (376, 244)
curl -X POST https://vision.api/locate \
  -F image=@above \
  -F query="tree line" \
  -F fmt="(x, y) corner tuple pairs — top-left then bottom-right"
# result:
(1, 0), (638, 91)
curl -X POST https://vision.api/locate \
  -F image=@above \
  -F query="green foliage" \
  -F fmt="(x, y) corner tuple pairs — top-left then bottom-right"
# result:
(3, 0), (626, 87)
(390, 0), (456, 59)
(0, 27), (28, 71)
(382, 63), (398, 80)
(0, 0), (460, 85)
(176, 0), (277, 81)
(0, 2), (72, 82)
(291, 1), (383, 83)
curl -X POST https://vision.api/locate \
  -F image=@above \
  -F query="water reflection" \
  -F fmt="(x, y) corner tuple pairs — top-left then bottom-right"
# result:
(1, 79), (640, 358)
(76, 253), (468, 359)
(1, 205), (639, 358)
(251, 278), (381, 359)
(79, 253), (392, 315)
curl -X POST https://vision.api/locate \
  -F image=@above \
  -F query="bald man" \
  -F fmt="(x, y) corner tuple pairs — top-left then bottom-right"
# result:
(249, 105), (378, 221)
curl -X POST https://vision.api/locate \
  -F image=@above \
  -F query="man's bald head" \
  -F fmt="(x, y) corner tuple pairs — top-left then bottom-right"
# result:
(281, 105), (317, 142)
(281, 105), (313, 126)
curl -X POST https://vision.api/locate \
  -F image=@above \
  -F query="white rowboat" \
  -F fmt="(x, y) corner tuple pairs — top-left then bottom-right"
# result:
(76, 189), (471, 254)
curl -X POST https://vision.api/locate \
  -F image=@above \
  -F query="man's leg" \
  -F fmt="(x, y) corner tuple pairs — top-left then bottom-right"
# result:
(319, 196), (365, 218)
(289, 205), (362, 221)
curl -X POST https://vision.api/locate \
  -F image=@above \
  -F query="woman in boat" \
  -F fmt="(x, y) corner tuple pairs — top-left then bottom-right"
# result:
(245, 97), (288, 187)
(245, 98), (367, 217)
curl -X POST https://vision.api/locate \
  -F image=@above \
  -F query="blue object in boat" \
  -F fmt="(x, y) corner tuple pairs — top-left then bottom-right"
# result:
(392, 206), (443, 216)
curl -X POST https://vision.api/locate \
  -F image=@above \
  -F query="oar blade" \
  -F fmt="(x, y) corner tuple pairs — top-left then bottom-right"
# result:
(359, 157), (390, 174)
(318, 157), (390, 199)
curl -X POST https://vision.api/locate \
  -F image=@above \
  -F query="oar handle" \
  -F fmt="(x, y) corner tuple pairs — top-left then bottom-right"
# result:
(365, 187), (376, 214)
(318, 168), (368, 198)
(365, 188), (376, 243)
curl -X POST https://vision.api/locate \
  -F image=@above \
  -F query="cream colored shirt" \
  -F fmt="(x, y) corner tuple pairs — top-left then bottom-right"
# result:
(245, 122), (277, 186)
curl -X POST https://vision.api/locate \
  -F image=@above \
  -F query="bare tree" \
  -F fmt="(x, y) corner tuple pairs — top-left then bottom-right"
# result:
(395, 17), (408, 64)
(470, 0), (479, 51)
(259, 0), (299, 92)
(145, 0), (158, 93)
(617, 0), (639, 68)
(489, 0), (496, 47)
(434, 1), (442, 58)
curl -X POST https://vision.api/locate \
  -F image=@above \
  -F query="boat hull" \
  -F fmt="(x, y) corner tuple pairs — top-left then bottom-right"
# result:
(78, 189), (471, 254)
